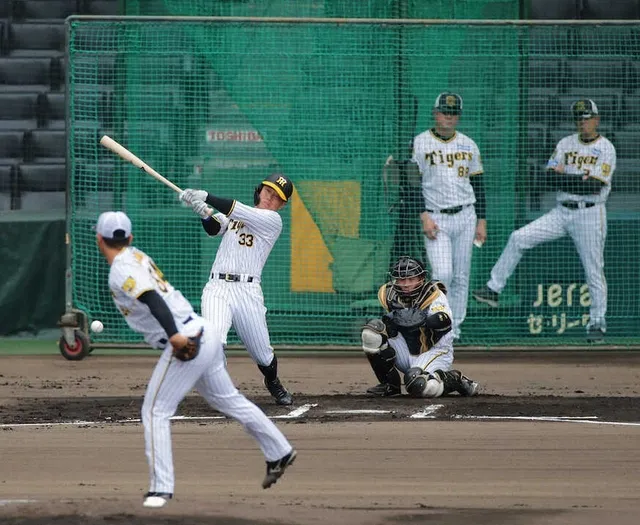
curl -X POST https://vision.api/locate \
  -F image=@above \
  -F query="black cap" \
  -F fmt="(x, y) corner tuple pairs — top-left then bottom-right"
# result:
(572, 99), (599, 120)
(434, 92), (463, 115)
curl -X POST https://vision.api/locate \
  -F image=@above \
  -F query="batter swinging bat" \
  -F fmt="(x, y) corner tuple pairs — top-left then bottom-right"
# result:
(99, 135), (183, 194)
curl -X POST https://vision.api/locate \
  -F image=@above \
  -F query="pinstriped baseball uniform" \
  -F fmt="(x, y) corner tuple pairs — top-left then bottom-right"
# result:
(202, 201), (281, 366)
(486, 132), (616, 330)
(412, 129), (484, 339)
(108, 246), (292, 495)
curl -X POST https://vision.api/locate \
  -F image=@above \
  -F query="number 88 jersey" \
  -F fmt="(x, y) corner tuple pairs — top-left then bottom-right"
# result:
(108, 246), (194, 345)
(411, 129), (484, 211)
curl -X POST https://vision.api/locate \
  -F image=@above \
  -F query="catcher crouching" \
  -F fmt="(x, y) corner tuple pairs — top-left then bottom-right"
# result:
(361, 256), (479, 398)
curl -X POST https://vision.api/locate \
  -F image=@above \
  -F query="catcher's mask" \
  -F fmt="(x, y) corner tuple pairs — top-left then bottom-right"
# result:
(254, 172), (294, 205)
(390, 256), (428, 300)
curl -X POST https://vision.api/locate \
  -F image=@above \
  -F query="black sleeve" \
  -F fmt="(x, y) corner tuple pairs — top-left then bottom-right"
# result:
(138, 290), (178, 338)
(469, 175), (486, 219)
(423, 311), (452, 331)
(200, 216), (222, 236)
(547, 171), (606, 195)
(205, 193), (234, 215)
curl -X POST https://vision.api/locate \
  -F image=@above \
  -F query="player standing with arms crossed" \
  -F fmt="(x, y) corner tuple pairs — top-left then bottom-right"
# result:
(473, 99), (615, 343)
(409, 92), (487, 341)
(180, 173), (294, 405)
(95, 211), (296, 508)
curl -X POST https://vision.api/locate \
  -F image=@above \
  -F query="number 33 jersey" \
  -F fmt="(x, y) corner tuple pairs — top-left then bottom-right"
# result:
(411, 129), (484, 210)
(209, 201), (283, 279)
(109, 246), (194, 346)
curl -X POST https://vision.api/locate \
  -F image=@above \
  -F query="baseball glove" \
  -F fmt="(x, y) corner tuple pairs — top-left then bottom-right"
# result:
(173, 329), (203, 362)
(387, 308), (427, 330)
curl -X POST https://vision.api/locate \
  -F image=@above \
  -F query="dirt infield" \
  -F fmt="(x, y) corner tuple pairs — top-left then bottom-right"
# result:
(0, 352), (639, 525)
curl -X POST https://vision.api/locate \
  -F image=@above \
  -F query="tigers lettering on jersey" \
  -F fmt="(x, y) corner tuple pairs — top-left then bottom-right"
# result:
(563, 152), (598, 170)
(424, 150), (474, 168)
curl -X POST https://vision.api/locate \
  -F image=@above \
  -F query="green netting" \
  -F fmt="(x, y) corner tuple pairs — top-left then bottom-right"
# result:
(67, 18), (640, 347)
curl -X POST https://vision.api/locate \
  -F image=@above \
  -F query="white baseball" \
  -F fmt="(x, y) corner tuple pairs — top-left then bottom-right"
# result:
(90, 320), (104, 333)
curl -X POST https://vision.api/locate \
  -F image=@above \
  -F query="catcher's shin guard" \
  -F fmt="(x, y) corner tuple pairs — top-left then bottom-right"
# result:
(366, 347), (401, 392)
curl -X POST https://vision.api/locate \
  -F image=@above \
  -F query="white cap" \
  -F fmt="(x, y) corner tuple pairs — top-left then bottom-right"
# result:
(96, 211), (132, 240)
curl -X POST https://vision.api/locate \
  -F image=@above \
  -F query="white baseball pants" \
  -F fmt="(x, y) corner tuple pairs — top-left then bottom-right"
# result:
(142, 318), (292, 494)
(423, 205), (477, 337)
(487, 203), (607, 328)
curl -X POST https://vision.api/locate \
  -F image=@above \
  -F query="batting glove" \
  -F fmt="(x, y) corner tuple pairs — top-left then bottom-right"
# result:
(191, 199), (212, 219)
(179, 188), (208, 205)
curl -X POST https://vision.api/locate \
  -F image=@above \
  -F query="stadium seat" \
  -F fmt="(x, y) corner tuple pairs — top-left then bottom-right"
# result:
(0, 92), (39, 130)
(526, 94), (561, 125)
(73, 23), (121, 52)
(11, 0), (79, 21)
(621, 95), (640, 127)
(530, 0), (580, 19)
(565, 59), (629, 93)
(17, 162), (66, 210)
(526, 26), (573, 56)
(612, 159), (640, 194)
(81, 0), (119, 15)
(0, 164), (16, 210)
(71, 54), (118, 87)
(528, 58), (566, 95)
(581, 0), (640, 19)
(23, 129), (66, 162)
(558, 93), (621, 128)
(8, 22), (66, 57)
(0, 20), (7, 56)
(0, 130), (24, 163)
(626, 61), (640, 94)
(0, 57), (52, 92)
(572, 25), (640, 58)
(526, 123), (549, 158)
(611, 130), (640, 159)
(36, 91), (66, 129)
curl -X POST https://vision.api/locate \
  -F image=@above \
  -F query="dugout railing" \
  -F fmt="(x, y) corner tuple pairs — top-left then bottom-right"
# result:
(58, 17), (640, 358)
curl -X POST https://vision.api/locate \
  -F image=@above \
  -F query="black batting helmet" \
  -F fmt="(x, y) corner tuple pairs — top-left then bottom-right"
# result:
(390, 256), (428, 300)
(254, 172), (294, 205)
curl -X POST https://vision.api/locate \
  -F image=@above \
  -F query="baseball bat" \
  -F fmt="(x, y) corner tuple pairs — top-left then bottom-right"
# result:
(99, 135), (183, 194)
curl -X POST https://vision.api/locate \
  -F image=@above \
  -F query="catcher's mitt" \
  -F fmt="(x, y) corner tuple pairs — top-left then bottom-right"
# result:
(173, 328), (203, 362)
(387, 308), (427, 330)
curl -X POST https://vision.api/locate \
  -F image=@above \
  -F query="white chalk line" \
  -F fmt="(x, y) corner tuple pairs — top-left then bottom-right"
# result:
(1, 405), (638, 428)
(0, 499), (37, 506)
(453, 415), (640, 426)
(410, 404), (444, 419)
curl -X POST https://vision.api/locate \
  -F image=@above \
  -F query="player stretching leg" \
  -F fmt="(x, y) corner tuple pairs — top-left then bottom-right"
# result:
(473, 99), (616, 343)
(408, 92), (488, 342)
(95, 211), (297, 508)
(180, 173), (294, 405)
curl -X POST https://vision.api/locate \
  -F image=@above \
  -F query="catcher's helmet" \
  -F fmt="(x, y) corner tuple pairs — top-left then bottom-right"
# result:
(254, 172), (294, 205)
(390, 256), (428, 300)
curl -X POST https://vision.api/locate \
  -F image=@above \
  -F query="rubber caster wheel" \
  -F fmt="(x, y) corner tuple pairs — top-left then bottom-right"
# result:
(59, 331), (91, 361)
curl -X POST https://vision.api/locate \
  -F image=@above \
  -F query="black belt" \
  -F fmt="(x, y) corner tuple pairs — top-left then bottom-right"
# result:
(561, 201), (596, 210)
(158, 315), (194, 347)
(213, 272), (254, 283)
(425, 205), (465, 215)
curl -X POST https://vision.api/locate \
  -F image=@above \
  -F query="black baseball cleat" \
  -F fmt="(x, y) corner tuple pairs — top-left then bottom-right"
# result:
(366, 383), (401, 397)
(143, 492), (173, 508)
(472, 286), (500, 308)
(587, 327), (605, 344)
(262, 449), (297, 489)
(265, 377), (293, 405)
